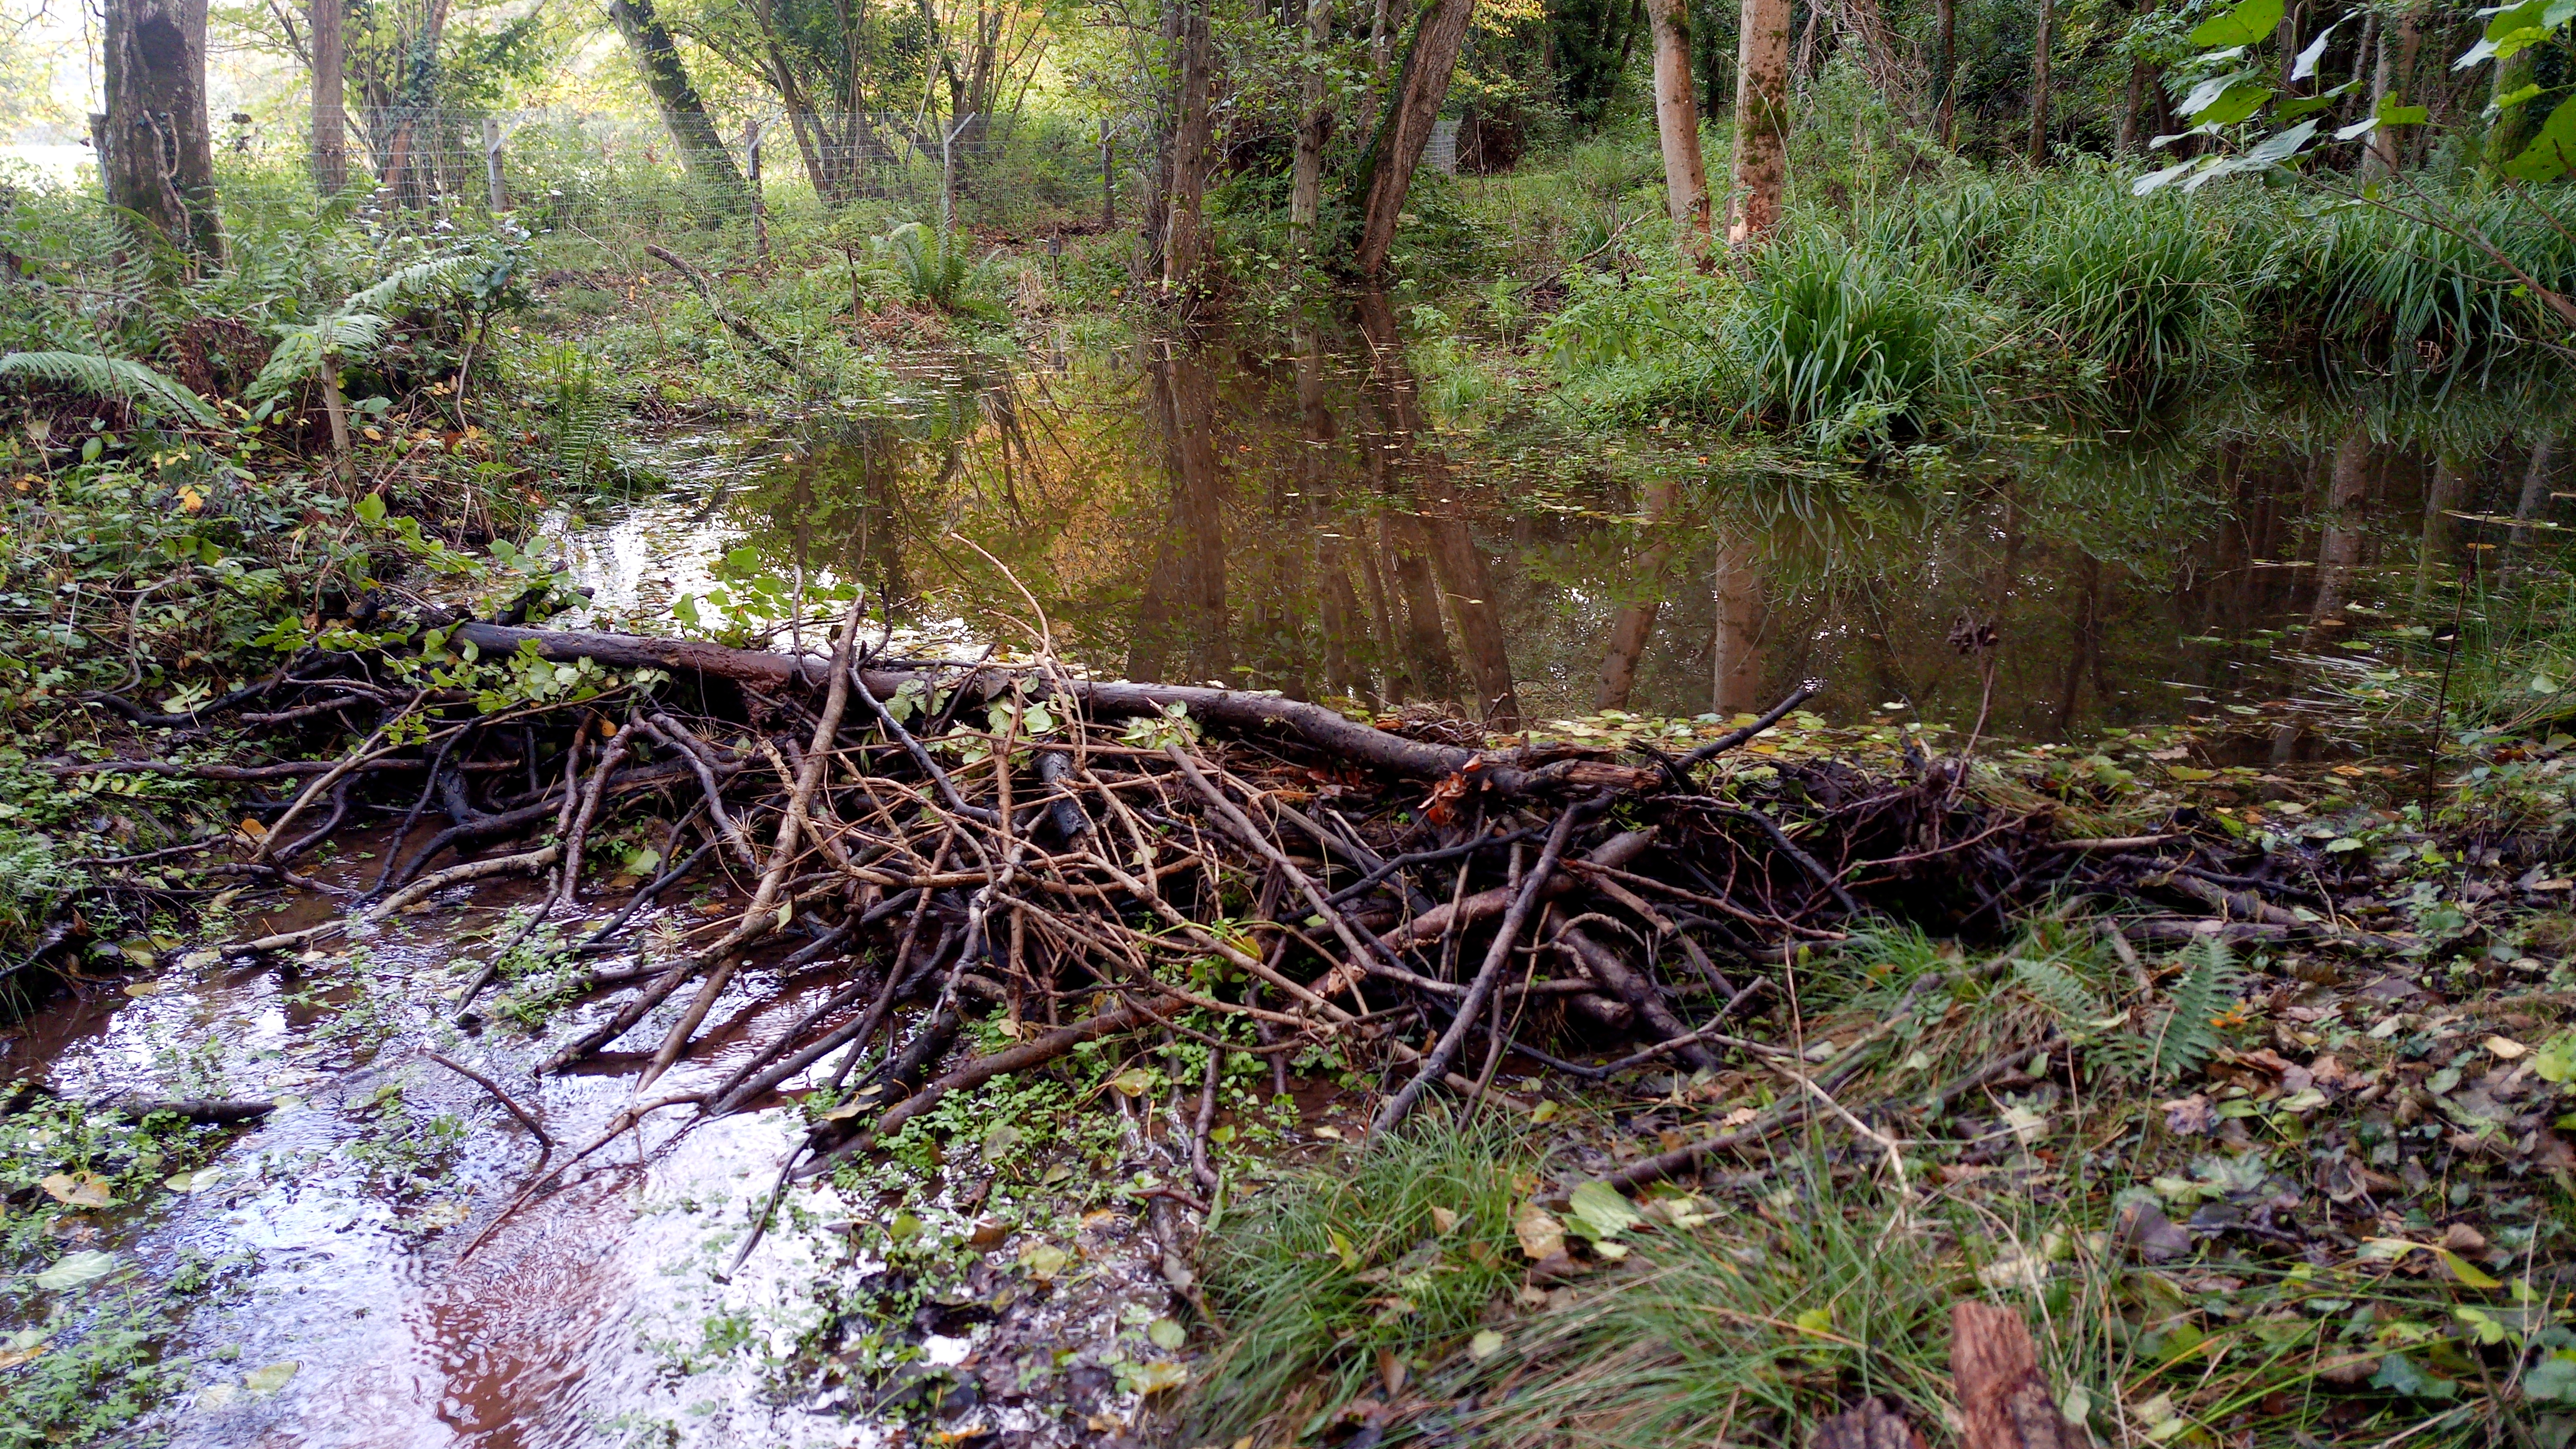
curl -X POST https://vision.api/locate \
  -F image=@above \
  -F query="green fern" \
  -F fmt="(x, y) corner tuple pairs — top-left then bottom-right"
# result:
(0, 351), (222, 428)
(247, 313), (392, 402)
(2147, 935), (2243, 1083)
(339, 257), (480, 317)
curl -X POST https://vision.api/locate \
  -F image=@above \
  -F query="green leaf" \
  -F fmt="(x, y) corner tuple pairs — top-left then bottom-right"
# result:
(243, 1361), (300, 1394)
(354, 491), (386, 524)
(1146, 1317), (1187, 1350)
(33, 1250), (116, 1291)
(0, 351), (223, 428)
(2480, 0), (2576, 62)
(2194, 81), (2279, 127)
(2190, 0), (2283, 47)
(2175, 73), (2248, 119)
(2291, 20), (2337, 80)
(2505, 96), (2576, 181)
(2379, 103), (2430, 125)
(1566, 1181), (1644, 1241)
(2532, 1033), (2576, 1084)
(2438, 1248), (2504, 1288)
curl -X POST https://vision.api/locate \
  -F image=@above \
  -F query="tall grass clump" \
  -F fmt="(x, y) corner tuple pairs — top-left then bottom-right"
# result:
(2012, 172), (2242, 388)
(1721, 233), (1973, 446)
(1185, 1120), (1534, 1445)
(2258, 185), (2576, 361)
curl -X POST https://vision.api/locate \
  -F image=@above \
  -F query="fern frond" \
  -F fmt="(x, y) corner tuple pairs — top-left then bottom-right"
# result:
(340, 257), (478, 317)
(246, 313), (390, 402)
(0, 351), (222, 428)
(2150, 935), (2243, 1083)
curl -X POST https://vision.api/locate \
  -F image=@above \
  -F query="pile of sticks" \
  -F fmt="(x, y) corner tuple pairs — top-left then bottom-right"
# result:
(40, 595), (2390, 1190)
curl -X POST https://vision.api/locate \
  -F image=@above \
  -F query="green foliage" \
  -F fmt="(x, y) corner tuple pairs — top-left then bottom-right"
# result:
(875, 222), (1002, 319)
(1724, 234), (1968, 445)
(2016, 936), (2241, 1084)
(1187, 1120), (1532, 1444)
(0, 353), (221, 428)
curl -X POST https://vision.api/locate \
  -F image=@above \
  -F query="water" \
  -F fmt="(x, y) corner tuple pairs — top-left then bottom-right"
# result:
(10, 325), (2576, 1446)
(552, 330), (2576, 754)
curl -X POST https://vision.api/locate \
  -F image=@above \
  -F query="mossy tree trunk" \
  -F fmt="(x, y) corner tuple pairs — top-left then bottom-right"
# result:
(1725, 0), (1789, 242)
(610, 0), (751, 214)
(101, 0), (223, 265)
(1353, 0), (1478, 278)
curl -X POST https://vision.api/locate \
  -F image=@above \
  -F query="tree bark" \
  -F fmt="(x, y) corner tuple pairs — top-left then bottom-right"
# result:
(101, 0), (223, 264)
(1649, 0), (1713, 255)
(2025, 0), (2053, 162)
(1353, 0), (1478, 278)
(2485, 44), (2539, 175)
(2116, 58), (2147, 154)
(309, 0), (347, 194)
(2366, 2), (2421, 177)
(1951, 1302), (2088, 1449)
(1932, 0), (1955, 145)
(609, 0), (752, 213)
(1288, 0), (1332, 253)
(1161, 0), (1218, 300)
(1727, 0), (1791, 242)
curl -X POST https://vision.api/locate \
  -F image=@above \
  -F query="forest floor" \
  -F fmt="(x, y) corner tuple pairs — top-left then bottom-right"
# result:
(2, 249), (2574, 1449)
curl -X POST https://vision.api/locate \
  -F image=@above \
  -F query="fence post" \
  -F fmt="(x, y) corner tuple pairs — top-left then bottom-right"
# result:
(1100, 118), (1117, 228)
(482, 118), (506, 211)
(747, 118), (769, 263)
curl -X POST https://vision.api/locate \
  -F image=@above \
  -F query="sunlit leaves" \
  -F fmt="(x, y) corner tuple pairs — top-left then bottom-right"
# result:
(2457, 0), (2576, 68)
(2187, 0), (2282, 48)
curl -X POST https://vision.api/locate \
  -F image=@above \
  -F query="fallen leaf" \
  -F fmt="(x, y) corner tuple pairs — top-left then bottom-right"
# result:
(2487, 1036), (2530, 1060)
(1137, 1360), (1188, 1394)
(39, 1171), (114, 1209)
(2436, 1249), (2502, 1289)
(1467, 1328), (1506, 1361)
(1514, 1205), (1566, 1262)
(1147, 1317), (1187, 1350)
(33, 1250), (116, 1291)
(243, 1361), (299, 1394)
(1565, 1182), (1642, 1242)
(1428, 1206), (1459, 1234)
(2163, 1094), (2214, 1134)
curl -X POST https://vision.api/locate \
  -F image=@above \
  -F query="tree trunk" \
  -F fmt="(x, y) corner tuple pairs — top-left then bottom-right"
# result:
(101, 0), (223, 264)
(309, 0), (347, 194)
(2486, 45), (2540, 172)
(1951, 1303), (2089, 1449)
(1353, 0), (1478, 278)
(1726, 0), (1790, 242)
(609, 0), (752, 213)
(1649, 0), (1712, 255)
(1288, 0), (1332, 252)
(1134, 0), (1183, 283)
(2116, 59), (2147, 154)
(2368, 1), (2420, 177)
(2025, 0), (2053, 162)
(1160, 0), (1218, 301)
(1932, 0), (1955, 145)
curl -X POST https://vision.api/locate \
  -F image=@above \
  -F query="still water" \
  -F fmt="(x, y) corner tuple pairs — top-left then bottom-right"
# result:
(562, 324), (2576, 752)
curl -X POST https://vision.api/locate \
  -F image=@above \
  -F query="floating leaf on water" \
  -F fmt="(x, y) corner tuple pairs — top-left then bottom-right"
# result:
(1021, 1243), (1070, 1278)
(34, 1250), (116, 1291)
(887, 1212), (924, 1246)
(1106, 1067), (1156, 1098)
(40, 1171), (114, 1209)
(982, 1123), (1024, 1160)
(242, 1361), (299, 1394)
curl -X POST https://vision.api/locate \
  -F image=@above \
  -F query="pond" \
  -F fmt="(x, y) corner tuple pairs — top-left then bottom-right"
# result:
(558, 312), (2576, 758)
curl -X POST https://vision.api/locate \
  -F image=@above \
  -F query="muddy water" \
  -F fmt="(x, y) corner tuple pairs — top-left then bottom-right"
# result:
(557, 334), (2576, 752)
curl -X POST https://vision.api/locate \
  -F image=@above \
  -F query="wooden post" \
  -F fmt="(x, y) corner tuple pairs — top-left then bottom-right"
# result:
(747, 118), (769, 262)
(482, 117), (506, 210)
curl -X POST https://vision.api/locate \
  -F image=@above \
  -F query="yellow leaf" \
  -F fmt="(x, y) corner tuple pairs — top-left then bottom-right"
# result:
(1429, 1206), (1460, 1234)
(2485, 1036), (2529, 1060)
(2437, 1249), (2502, 1289)
(177, 485), (204, 513)
(1793, 1307), (1835, 1337)
(1513, 1205), (1565, 1262)
(39, 1171), (114, 1209)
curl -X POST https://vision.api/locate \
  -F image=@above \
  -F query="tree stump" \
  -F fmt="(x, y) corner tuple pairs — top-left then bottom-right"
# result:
(1951, 1302), (2092, 1449)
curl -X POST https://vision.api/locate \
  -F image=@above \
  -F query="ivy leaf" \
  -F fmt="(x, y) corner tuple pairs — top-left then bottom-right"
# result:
(2190, 0), (2284, 47)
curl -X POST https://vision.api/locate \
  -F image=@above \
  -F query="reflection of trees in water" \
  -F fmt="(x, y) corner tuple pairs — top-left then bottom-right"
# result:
(696, 335), (2576, 742)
